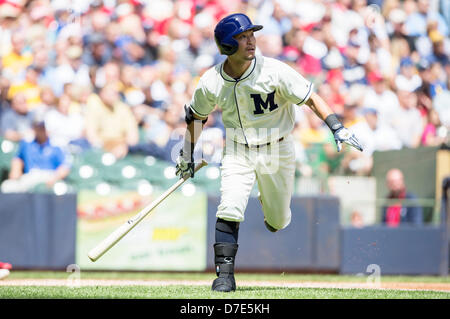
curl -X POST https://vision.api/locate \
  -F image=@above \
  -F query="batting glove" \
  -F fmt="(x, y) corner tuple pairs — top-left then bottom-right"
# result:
(175, 150), (195, 178)
(334, 127), (363, 152)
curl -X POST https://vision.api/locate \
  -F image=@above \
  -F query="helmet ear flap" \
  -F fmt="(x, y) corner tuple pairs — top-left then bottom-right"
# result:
(224, 45), (238, 56)
(215, 41), (238, 56)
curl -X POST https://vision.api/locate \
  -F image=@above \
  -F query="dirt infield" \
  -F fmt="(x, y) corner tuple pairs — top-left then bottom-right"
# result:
(1, 279), (450, 293)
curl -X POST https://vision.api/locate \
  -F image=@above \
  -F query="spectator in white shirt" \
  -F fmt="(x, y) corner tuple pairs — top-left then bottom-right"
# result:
(363, 72), (401, 127)
(395, 57), (422, 92)
(391, 90), (424, 148)
(363, 107), (402, 151)
(44, 93), (86, 149)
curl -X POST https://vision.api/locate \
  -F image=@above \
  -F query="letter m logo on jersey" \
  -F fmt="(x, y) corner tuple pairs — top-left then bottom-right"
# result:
(251, 90), (279, 115)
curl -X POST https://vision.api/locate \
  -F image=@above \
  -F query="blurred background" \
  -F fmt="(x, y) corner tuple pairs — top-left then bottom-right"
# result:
(0, 0), (449, 275)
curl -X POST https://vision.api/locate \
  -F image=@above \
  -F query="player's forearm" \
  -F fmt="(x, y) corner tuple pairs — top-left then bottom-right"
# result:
(186, 119), (203, 142)
(181, 118), (204, 160)
(305, 92), (333, 121)
(306, 92), (344, 134)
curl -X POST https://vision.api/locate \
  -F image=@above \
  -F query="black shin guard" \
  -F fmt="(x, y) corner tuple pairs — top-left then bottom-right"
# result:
(215, 218), (239, 243)
(212, 219), (239, 292)
(211, 242), (238, 292)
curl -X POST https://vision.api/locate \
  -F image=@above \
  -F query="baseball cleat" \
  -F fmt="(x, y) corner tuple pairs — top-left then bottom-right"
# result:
(212, 243), (238, 292)
(212, 275), (236, 292)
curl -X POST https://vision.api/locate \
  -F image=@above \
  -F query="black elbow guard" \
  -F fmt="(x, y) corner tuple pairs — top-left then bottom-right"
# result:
(184, 105), (208, 125)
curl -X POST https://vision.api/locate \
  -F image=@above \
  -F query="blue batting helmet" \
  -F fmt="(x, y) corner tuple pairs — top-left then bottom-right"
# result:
(214, 13), (263, 56)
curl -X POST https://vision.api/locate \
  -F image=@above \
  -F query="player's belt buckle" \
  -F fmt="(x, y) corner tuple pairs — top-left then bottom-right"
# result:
(245, 137), (284, 149)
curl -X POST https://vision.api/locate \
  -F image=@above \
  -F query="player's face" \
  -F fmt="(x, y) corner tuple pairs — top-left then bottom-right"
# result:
(233, 29), (256, 60)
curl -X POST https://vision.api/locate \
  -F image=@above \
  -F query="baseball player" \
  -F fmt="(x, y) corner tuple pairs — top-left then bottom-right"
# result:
(175, 13), (363, 292)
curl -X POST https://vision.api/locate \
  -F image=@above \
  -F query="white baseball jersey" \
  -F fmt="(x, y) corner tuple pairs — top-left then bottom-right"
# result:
(189, 54), (314, 146)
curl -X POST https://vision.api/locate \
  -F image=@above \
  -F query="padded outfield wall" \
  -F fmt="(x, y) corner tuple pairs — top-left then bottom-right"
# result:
(0, 192), (447, 275)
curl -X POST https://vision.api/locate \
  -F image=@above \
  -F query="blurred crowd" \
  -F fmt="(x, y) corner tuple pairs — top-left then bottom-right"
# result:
(0, 0), (449, 191)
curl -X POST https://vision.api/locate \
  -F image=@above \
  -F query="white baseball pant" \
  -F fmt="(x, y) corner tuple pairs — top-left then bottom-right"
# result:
(216, 134), (296, 230)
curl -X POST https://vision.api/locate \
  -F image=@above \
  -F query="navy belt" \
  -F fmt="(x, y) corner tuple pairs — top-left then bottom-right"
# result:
(244, 137), (284, 149)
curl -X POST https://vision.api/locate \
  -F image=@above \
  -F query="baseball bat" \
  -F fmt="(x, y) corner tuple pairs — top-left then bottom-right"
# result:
(88, 159), (208, 262)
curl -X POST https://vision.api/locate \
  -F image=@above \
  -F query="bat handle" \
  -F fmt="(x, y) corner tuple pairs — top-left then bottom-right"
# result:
(194, 159), (208, 173)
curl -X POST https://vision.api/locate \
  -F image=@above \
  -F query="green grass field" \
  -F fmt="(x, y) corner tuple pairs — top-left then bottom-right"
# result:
(3, 285), (449, 299)
(1, 271), (449, 299)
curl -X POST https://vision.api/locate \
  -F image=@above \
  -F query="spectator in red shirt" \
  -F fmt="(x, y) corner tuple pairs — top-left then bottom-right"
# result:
(382, 168), (423, 227)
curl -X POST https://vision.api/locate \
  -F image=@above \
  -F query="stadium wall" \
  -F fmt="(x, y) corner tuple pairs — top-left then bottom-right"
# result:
(0, 192), (447, 275)
(0, 193), (77, 269)
(340, 226), (448, 276)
